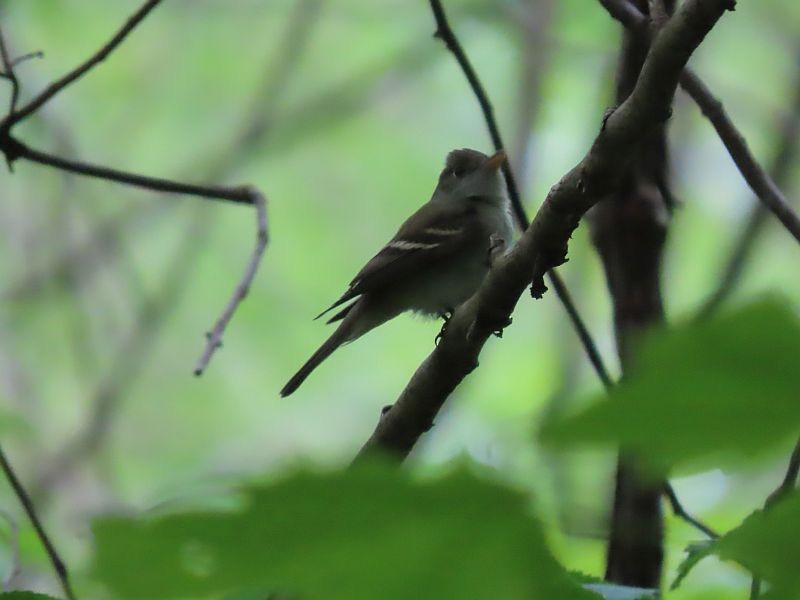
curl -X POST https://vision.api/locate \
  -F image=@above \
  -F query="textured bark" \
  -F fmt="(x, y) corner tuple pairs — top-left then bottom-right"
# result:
(590, 0), (672, 587)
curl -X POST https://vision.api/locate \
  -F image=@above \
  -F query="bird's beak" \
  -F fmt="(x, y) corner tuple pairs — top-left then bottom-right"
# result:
(483, 150), (506, 172)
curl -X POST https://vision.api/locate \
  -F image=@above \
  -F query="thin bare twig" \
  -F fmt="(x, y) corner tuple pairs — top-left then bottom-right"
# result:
(679, 70), (800, 245)
(663, 483), (719, 539)
(598, 0), (800, 246)
(2, 0), (163, 129)
(3, 0), (321, 305)
(5, 138), (257, 206)
(194, 190), (269, 375)
(700, 50), (800, 316)
(427, 0), (614, 391)
(7, 50), (44, 68)
(0, 446), (76, 599)
(0, 29), (19, 115)
(0, 5), (270, 374)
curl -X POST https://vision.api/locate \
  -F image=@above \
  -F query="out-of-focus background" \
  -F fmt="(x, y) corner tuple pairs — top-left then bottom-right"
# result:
(0, 0), (799, 597)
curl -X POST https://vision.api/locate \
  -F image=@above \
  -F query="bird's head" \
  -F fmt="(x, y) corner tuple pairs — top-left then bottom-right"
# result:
(433, 148), (507, 206)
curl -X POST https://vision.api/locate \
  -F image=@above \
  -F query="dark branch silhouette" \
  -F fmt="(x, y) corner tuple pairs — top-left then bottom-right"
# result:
(700, 47), (800, 316)
(194, 191), (268, 375)
(0, 446), (75, 600)
(591, 0), (673, 583)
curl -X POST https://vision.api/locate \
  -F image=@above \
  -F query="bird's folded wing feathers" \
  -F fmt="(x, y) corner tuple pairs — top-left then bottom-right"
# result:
(315, 203), (485, 321)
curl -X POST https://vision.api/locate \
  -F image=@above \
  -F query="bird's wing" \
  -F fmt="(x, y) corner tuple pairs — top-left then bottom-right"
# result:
(315, 202), (486, 321)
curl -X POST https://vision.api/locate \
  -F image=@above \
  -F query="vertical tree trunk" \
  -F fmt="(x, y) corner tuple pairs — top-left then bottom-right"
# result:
(590, 0), (673, 587)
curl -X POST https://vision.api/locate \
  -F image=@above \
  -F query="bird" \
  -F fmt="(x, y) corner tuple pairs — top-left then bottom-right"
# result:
(280, 148), (513, 397)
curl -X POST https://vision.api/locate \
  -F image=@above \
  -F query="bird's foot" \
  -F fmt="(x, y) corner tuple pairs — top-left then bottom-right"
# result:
(486, 233), (507, 267)
(492, 316), (512, 338)
(435, 307), (455, 346)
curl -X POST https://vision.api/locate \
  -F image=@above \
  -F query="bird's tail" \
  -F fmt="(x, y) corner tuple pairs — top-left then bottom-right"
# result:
(280, 325), (349, 397)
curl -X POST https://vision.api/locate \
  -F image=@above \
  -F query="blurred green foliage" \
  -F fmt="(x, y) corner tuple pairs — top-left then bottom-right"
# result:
(674, 493), (800, 599)
(91, 463), (595, 600)
(0, 0), (798, 598)
(542, 299), (800, 476)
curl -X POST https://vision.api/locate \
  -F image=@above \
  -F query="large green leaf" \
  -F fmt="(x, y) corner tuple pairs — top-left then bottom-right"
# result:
(541, 299), (800, 475)
(671, 492), (800, 596)
(91, 464), (597, 600)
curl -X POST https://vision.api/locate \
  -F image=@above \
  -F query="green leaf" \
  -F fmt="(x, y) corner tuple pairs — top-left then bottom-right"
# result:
(541, 299), (800, 475)
(713, 493), (800, 595)
(670, 493), (800, 595)
(92, 463), (596, 600)
(670, 541), (714, 590)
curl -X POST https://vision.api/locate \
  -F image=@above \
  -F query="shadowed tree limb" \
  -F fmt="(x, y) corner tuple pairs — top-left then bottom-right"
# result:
(590, 0), (672, 584)
(355, 0), (737, 462)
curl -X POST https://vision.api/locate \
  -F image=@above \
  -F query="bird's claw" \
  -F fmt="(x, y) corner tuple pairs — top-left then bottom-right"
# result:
(435, 308), (455, 346)
(492, 316), (512, 338)
(486, 233), (507, 267)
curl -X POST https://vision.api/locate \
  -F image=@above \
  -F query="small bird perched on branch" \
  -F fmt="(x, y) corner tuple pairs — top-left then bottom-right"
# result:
(280, 148), (512, 397)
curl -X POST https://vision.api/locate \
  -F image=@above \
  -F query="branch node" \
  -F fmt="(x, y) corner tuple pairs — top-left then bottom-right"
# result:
(530, 279), (548, 299)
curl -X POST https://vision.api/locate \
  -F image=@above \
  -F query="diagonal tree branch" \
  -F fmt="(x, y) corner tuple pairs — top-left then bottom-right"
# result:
(356, 0), (737, 462)
(700, 49), (800, 316)
(592, 0), (674, 584)
(598, 0), (800, 245)
(663, 483), (719, 539)
(0, 446), (75, 599)
(194, 191), (268, 375)
(428, 0), (614, 392)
